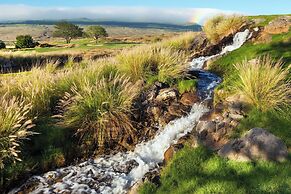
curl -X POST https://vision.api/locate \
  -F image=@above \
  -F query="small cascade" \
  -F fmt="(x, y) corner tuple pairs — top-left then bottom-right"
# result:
(10, 29), (251, 194)
(190, 29), (252, 69)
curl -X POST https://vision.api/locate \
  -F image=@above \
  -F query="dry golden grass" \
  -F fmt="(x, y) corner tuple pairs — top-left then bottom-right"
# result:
(234, 56), (290, 112)
(60, 73), (140, 148)
(159, 31), (198, 51)
(204, 15), (247, 44)
(0, 94), (35, 169)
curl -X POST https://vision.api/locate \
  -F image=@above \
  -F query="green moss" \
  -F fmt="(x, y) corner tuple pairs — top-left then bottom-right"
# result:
(139, 146), (291, 194)
(177, 79), (197, 94)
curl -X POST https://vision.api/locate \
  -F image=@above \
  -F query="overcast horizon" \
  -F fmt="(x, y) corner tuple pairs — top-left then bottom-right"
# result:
(0, 1), (290, 24)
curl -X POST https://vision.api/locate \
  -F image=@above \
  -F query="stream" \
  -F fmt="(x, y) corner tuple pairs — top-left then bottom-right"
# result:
(10, 29), (251, 194)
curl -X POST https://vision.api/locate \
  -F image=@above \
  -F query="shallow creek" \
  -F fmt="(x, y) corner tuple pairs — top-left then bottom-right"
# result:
(10, 29), (251, 194)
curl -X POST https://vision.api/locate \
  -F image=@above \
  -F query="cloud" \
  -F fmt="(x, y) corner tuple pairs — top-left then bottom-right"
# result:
(0, 4), (240, 24)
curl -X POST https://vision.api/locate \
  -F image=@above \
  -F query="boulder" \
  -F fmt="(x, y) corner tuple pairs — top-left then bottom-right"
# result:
(155, 88), (178, 102)
(219, 128), (288, 162)
(264, 16), (291, 34)
(164, 144), (184, 164)
(180, 92), (199, 106)
(196, 120), (216, 133)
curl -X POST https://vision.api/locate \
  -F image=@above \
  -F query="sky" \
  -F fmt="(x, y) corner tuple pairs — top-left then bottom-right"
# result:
(0, 1), (290, 24)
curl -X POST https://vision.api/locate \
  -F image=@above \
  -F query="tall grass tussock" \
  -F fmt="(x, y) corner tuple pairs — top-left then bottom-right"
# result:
(234, 56), (290, 112)
(0, 95), (35, 169)
(204, 14), (247, 44)
(116, 45), (187, 83)
(60, 73), (140, 148)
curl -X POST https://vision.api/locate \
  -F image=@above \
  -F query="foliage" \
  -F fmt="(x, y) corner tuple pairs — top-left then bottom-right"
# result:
(86, 25), (108, 43)
(233, 56), (290, 112)
(0, 40), (5, 49)
(177, 79), (197, 94)
(139, 146), (291, 194)
(53, 21), (83, 43)
(204, 15), (247, 44)
(0, 94), (35, 169)
(61, 73), (140, 148)
(15, 35), (36, 49)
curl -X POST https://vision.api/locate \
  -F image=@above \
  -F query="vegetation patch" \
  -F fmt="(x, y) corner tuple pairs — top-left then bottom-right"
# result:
(139, 146), (291, 194)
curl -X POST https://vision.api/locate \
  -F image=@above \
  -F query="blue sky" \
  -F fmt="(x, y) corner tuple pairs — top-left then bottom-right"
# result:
(0, 1), (290, 23)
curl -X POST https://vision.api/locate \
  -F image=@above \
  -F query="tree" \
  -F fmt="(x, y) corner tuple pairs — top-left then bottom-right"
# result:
(0, 40), (5, 49)
(53, 21), (83, 43)
(15, 35), (36, 49)
(86, 26), (108, 43)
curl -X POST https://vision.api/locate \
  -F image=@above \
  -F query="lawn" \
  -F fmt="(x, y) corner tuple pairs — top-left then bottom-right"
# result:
(14, 38), (140, 53)
(139, 146), (291, 194)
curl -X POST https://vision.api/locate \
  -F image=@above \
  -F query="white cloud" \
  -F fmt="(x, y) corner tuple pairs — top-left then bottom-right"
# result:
(0, 4), (240, 24)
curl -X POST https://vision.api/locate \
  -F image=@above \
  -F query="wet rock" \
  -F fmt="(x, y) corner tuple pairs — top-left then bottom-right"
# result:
(164, 144), (184, 164)
(228, 113), (244, 120)
(167, 102), (185, 117)
(149, 106), (162, 122)
(144, 169), (161, 186)
(180, 92), (199, 106)
(113, 160), (139, 174)
(196, 121), (216, 133)
(155, 88), (178, 102)
(177, 133), (199, 148)
(219, 128), (288, 162)
(128, 180), (143, 194)
(158, 112), (177, 127)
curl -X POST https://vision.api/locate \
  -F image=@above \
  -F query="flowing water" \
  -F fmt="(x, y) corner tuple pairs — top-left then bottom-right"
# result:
(10, 29), (251, 194)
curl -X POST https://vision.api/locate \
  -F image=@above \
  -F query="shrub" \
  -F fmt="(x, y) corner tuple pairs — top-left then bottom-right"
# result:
(0, 40), (6, 49)
(234, 56), (290, 112)
(204, 15), (247, 44)
(61, 74), (140, 148)
(15, 35), (36, 49)
(0, 94), (35, 169)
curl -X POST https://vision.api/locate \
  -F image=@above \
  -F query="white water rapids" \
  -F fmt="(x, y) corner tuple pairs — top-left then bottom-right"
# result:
(10, 29), (251, 194)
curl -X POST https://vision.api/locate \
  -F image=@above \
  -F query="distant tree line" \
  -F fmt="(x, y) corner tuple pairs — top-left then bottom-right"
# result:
(0, 22), (108, 49)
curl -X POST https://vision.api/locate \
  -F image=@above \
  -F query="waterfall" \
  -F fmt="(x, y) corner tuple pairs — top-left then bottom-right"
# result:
(190, 29), (252, 69)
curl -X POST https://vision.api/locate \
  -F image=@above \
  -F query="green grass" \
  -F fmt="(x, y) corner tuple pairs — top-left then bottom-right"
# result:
(8, 38), (139, 53)
(139, 146), (291, 194)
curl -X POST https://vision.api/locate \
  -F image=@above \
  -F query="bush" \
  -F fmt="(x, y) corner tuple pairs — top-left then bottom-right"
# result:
(204, 15), (247, 44)
(61, 73), (140, 148)
(234, 56), (290, 112)
(15, 35), (36, 49)
(0, 94), (35, 169)
(0, 40), (6, 49)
